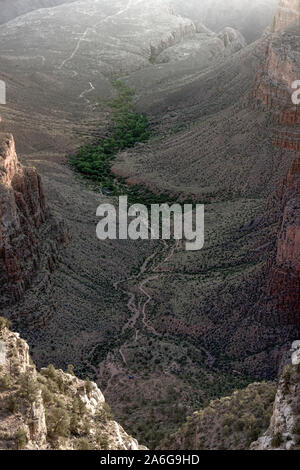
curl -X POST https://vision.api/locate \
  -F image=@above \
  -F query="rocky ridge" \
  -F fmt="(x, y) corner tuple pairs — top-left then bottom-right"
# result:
(251, 341), (300, 450)
(162, 341), (300, 450)
(0, 319), (144, 450)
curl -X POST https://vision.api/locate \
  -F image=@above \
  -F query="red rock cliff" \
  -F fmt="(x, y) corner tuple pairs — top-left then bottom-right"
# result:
(266, 158), (300, 324)
(271, 0), (300, 32)
(253, 29), (300, 150)
(0, 132), (68, 308)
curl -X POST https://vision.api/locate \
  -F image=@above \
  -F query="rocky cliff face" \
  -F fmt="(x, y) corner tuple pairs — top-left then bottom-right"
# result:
(0, 130), (68, 314)
(0, 320), (144, 450)
(271, 0), (300, 31)
(253, 29), (300, 152)
(265, 158), (300, 325)
(251, 341), (300, 450)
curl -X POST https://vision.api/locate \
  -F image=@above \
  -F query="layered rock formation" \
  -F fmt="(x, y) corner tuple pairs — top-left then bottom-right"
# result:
(265, 158), (300, 324)
(0, 320), (144, 450)
(271, 0), (300, 31)
(251, 341), (300, 450)
(0, 131), (68, 310)
(253, 28), (300, 152)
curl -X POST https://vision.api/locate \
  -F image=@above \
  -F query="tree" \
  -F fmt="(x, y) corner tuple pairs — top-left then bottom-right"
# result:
(46, 407), (70, 443)
(17, 373), (39, 404)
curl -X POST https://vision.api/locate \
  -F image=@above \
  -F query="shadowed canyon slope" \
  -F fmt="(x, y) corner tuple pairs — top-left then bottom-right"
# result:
(0, 0), (300, 450)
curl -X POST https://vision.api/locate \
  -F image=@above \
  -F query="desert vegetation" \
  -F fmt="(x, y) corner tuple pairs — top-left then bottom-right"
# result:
(161, 381), (276, 450)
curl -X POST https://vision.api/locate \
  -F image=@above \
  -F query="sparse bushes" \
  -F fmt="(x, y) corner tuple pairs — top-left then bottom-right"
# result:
(15, 428), (27, 450)
(162, 382), (276, 450)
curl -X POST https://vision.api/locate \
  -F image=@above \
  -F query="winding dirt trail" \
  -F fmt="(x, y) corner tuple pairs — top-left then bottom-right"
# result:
(97, 239), (180, 392)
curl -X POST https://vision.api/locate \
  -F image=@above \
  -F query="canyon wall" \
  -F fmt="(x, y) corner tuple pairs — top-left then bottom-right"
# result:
(252, 16), (300, 325)
(253, 30), (300, 136)
(0, 131), (68, 310)
(266, 158), (300, 324)
(272, 0), (300, 31)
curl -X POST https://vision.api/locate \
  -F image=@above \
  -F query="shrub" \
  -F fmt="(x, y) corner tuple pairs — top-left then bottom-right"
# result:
(96, 431), (110, 449)
(17, 373), (39, 404)
(73, 396), (87, 417)
(85, 379), (93, 396)
(41, 386), (53, 404)
(67, 364), (75, 376)
(46, 407), (70, 443)
(0, 317), (11, 331)
(0, 374), (11, 391)
(95, 403), (113, 422)
(70, 413), (80, 436)
(15, 428), (27, 450)
(75, 438), (92, 450)
(7, 396), (18, 413)
(44, 364), (57, 380)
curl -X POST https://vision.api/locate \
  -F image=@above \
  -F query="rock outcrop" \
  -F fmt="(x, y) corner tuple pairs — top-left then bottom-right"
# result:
(0, 131), (68, 312)
(218, 27), (247, 54)
(0, 320), (144, 450)
(271, 0), (300, 32)
(251, 342), (300, 450)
